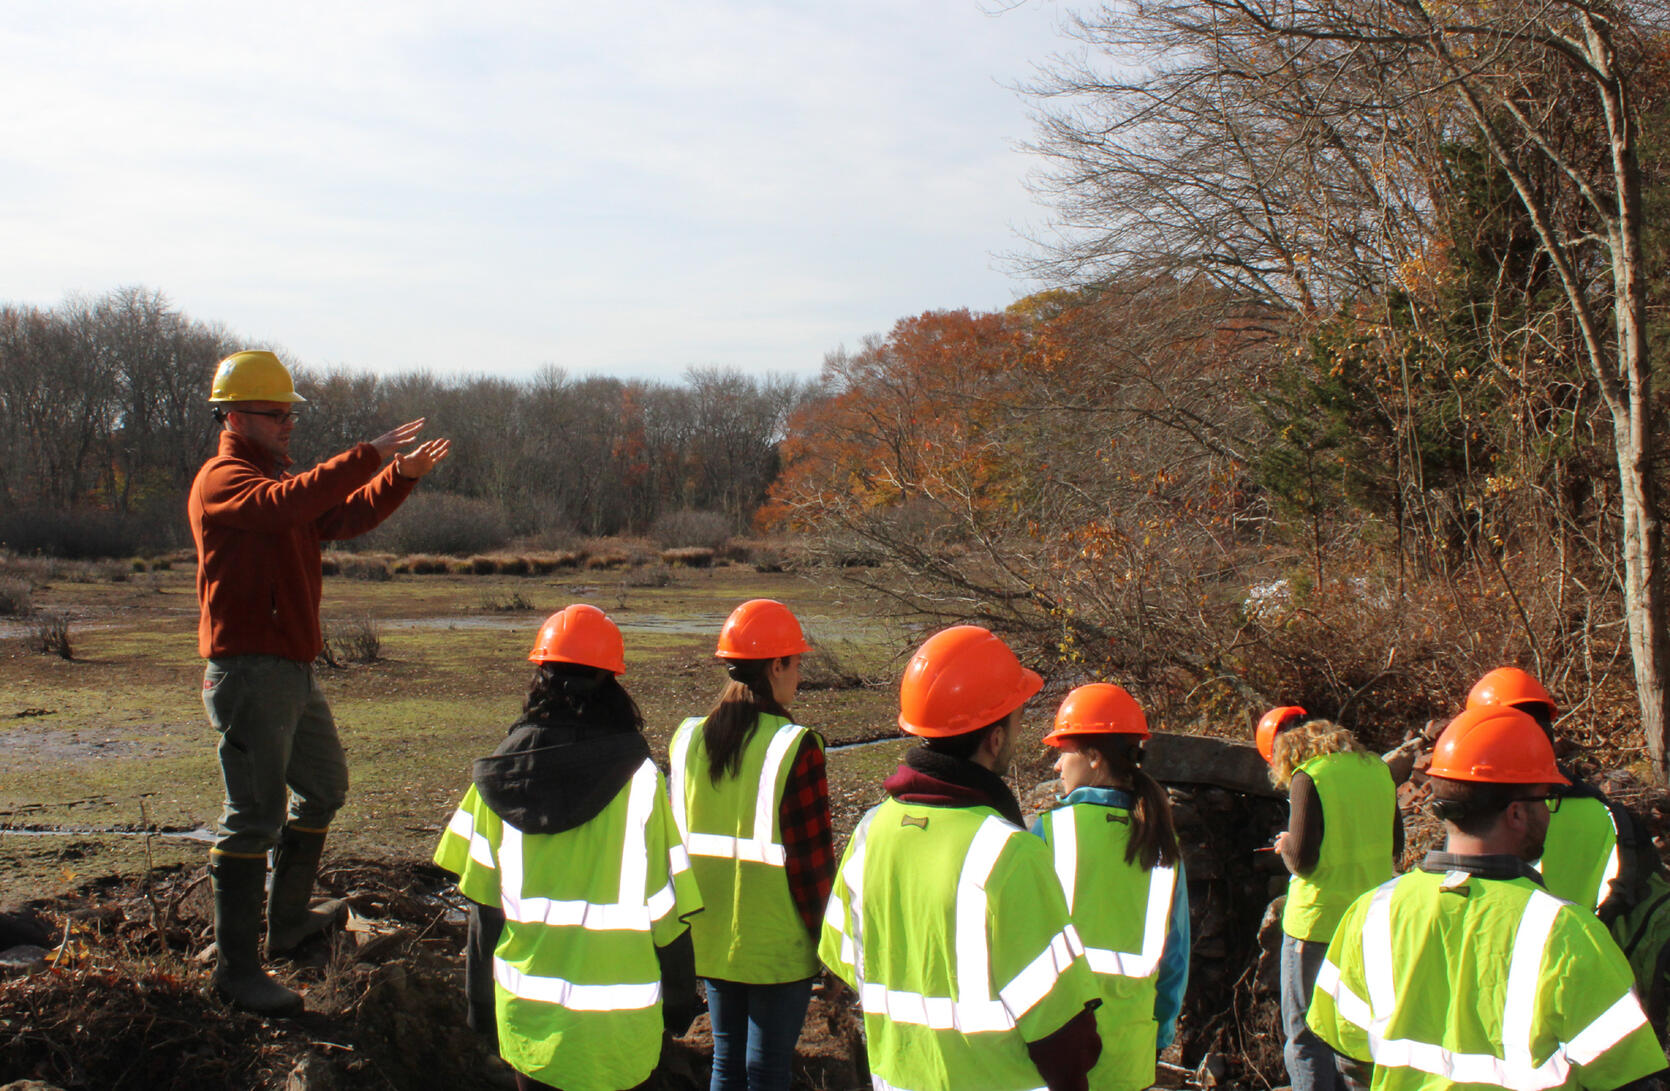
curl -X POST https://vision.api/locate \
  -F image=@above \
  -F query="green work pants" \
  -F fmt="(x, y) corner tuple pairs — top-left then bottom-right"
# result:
(202, 655), (348, 858)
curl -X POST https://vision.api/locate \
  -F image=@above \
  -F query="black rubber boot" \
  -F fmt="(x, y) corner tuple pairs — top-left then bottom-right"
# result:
(266, 826), (348, 956)
(211, 855), (304, 1015)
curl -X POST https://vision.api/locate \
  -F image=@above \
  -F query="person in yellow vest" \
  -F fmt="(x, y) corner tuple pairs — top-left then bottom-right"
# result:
(1031, 683), (1190, 1091)
(434, 605), (702, 1091)
(1467, 667), (1621, 912)
(820, 625), (1103, 1091)
(667, 599), (833, 1091)
(1308, 703), (1667, 1090)
(1260, 709), (1402, 1091)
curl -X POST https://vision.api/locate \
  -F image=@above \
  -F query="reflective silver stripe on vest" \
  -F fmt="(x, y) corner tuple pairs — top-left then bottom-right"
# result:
(828, 805), (880, 976)
(448, 806), (496, 869)
(1598, 809), (1623, 907)
(1319, 877), (1651, 1089)
(494, 958), (661, 1012)
(497, 759), (662, 933)
(856, 815), (1084, 1035)
(670, 719), (804, 868)
(1049, 806), (1175, 978)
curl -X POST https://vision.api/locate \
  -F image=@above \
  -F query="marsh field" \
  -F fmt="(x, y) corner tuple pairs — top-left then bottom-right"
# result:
(0, 560), (937, 905)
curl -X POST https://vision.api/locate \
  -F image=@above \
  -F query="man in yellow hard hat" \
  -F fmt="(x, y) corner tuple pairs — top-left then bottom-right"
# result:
(1307, 704), (1666, 1090)
(190, 350), (450, 1015)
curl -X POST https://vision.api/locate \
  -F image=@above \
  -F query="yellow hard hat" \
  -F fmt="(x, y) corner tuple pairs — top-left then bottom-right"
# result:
(208, 351), (306, 404)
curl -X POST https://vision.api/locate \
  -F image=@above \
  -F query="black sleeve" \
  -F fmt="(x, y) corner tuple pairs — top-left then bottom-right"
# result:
(656, 929), (699, 1035)
(1026, 1005), (1102, 1091)
(467, 900), (504, 1045)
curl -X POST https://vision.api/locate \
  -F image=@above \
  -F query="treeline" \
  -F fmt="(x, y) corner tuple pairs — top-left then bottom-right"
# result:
(0, 287), (809, 556)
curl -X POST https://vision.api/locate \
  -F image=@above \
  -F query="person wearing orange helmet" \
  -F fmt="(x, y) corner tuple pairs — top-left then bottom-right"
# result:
(434, 605), (702, 1091)
(1030, 684), (1190, 1091)
(1261, 710), (1401, 1091)
(667, 599), (831, 1091)
(1308, 705), (1666, 1090)
(1466, 667), (1621, 912)
(820, 625), (1102, 1091)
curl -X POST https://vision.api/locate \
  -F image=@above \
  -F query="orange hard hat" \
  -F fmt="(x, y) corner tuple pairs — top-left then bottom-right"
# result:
(1255, 706), (1307, 764)
(1466, 667), (1556, 719)
(528, 604), (625, 674)
(898, 625), (1043, 738)
(714, 599), (810, 660)
(1426, 704), (1569, 785)
(1044, 683), (1149, 747)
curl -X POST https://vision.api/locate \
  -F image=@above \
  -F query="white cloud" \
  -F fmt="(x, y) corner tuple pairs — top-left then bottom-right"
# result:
(0, 0), (1069, 379)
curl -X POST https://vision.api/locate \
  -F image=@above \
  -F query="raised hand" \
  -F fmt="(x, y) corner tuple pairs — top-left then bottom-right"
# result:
(393, 438), (452, 480)
(369, 419), (427, 460)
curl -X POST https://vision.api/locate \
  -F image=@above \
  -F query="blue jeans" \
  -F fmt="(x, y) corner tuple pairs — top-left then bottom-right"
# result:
(1281, 933), (1351, 1091)
(703, 976), (813, 1091)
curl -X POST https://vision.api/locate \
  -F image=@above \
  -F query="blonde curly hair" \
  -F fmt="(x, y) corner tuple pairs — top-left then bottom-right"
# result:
(1269, 718), (1362, 788)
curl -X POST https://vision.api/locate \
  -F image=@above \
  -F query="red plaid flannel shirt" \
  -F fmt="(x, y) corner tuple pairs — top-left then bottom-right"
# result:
(779, 736), (835, 934)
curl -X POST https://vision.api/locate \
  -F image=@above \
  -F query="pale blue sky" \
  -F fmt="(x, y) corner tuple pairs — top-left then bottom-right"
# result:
(3, 1), (1075, 380)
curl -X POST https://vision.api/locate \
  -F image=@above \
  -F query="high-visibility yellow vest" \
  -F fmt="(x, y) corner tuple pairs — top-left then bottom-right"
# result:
(1283, 751), (1397, 942)
(1308, 868), (1665, 1091)
(433, 759), (702, 1091)
(669, 713), (819, 982)
(820, 798), (1100, 1091)
(1036, 801), (1177, 1091)
(1536, 794), (1620, 911)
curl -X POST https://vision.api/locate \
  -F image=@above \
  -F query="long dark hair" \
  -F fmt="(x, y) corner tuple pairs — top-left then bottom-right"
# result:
(1075, 735), (1179, 871)
(703, 657), (791, 783)
(523, 662), (644, 732)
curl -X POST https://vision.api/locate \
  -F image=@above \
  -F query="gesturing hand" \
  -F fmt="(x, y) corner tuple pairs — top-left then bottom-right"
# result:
(369, 418), (427, 460)
(393, 438), (452, 480)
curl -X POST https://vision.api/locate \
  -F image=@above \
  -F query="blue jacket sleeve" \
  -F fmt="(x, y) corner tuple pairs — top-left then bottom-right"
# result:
(1153, 858), (1190, 1051)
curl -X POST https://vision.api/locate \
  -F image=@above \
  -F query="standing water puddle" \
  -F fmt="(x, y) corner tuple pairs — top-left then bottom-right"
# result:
(0, 826), (218, 843)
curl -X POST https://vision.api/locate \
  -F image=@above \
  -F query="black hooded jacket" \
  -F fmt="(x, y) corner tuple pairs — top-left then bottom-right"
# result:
(462, 717), (699, 1041)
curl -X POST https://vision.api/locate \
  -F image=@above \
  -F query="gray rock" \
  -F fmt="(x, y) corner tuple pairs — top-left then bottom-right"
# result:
(1146, 732), (1280, 797)
(0, 944), (50, 977)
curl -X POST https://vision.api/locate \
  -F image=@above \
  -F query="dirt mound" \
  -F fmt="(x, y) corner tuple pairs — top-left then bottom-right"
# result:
(0, 858), (870, 1091)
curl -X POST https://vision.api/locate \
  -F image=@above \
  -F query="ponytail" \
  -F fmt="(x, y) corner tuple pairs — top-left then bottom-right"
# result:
(1126, 767), (1180, 871)
(1076, 735), (1180, 871)
(702, 657), (791, 783)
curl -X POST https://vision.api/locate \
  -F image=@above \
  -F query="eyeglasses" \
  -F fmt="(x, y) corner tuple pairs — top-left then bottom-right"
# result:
(1513, 793), (1563, 814)
(236, 408), (298, 423)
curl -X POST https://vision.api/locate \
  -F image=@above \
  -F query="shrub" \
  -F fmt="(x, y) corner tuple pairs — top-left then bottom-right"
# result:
(493, 555), (532, 577)
(31, 613), (72, 658)
(338, 556), (393, 582)
(660, 547), (715, 568)
(623, 564), (674, 588)
(356, 492), (511, 556)
(649, 510), (732, 551)
(400, 554), (449, 575)
(480, 592), (535, 612)
(0, 579), (32, 617)
(586, 552), (628, 570)
(320, 557), (340, 577)
(323, 614), (381, 664)
(467, 555), (497, 575)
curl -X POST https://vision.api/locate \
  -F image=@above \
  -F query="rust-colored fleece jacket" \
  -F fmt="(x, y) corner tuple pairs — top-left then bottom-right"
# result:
(190, 431), (415, 661)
